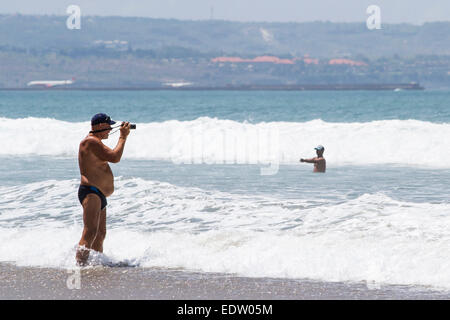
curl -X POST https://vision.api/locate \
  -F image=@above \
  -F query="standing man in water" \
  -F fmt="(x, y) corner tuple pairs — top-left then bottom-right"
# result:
(300, 145), (326, 173)
(76, 113), (131, 266)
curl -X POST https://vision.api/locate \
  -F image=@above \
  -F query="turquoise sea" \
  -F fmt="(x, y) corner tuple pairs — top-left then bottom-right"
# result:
(0, 90), (449, 293)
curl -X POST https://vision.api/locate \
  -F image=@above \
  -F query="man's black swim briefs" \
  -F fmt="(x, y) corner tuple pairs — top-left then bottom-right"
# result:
(78, 185), (107, 210)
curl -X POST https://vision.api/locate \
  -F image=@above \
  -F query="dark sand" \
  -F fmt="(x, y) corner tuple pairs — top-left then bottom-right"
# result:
(1, 263), (449, 300)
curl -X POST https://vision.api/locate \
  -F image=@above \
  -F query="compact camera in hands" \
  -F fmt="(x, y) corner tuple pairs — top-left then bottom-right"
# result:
(121, 122), (136, 129)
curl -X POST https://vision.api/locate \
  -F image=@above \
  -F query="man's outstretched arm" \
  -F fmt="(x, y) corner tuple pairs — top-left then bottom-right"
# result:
(300, 157), (324, 164)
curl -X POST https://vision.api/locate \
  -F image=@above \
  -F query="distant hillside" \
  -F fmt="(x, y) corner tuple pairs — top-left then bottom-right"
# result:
(1, 14), (450, 58)
(0, 15), (449, 89)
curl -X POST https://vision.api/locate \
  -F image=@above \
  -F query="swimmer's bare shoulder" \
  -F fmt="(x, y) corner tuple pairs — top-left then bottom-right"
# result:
(80, 135), (122, 163)
(316, 156), (326, 163)
(79, 135), (96, 150)
(79, 136), (100, 161)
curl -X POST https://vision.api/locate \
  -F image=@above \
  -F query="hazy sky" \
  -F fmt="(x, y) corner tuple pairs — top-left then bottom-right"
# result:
(1, 0), (449, 24)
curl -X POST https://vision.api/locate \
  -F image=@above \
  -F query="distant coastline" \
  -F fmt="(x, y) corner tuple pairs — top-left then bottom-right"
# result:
(0, 83), (424, 91)
(1, 15), (448, 89)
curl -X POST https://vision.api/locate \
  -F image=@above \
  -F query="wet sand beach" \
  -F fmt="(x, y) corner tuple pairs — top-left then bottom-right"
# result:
(1, 263), (449, 300)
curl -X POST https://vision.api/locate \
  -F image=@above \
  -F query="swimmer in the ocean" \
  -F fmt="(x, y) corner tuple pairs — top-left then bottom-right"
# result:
(76, 113), (131, 266)
(300, 145), (326, 173)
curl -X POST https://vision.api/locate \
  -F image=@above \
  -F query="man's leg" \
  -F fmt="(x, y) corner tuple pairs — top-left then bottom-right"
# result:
(76, 194), (102, 266)
(91, 208), (106, 253)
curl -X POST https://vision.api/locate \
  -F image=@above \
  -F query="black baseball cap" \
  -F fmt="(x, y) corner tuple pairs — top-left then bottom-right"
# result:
(91, 113), (116, 126)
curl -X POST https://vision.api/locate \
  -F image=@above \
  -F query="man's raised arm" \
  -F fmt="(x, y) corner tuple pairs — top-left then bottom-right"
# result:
(90, 122), (131, 163)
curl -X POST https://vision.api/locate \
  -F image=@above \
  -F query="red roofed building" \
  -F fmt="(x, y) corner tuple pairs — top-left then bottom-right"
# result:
(329, 59), (368, 66)
(251, 56), (294, 64)
(294, 57), (319, 65)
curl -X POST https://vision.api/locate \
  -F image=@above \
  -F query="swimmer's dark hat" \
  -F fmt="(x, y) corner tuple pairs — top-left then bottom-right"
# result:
(91, 113), (116, 126)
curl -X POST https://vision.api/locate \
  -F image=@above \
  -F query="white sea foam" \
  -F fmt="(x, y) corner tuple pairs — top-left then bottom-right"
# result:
(0, 178), (450, 290)
(1, 117), (450, 167)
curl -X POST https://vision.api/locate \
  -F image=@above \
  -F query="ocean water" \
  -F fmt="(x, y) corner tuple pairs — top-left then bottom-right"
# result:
(1, 90), (450, 292)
